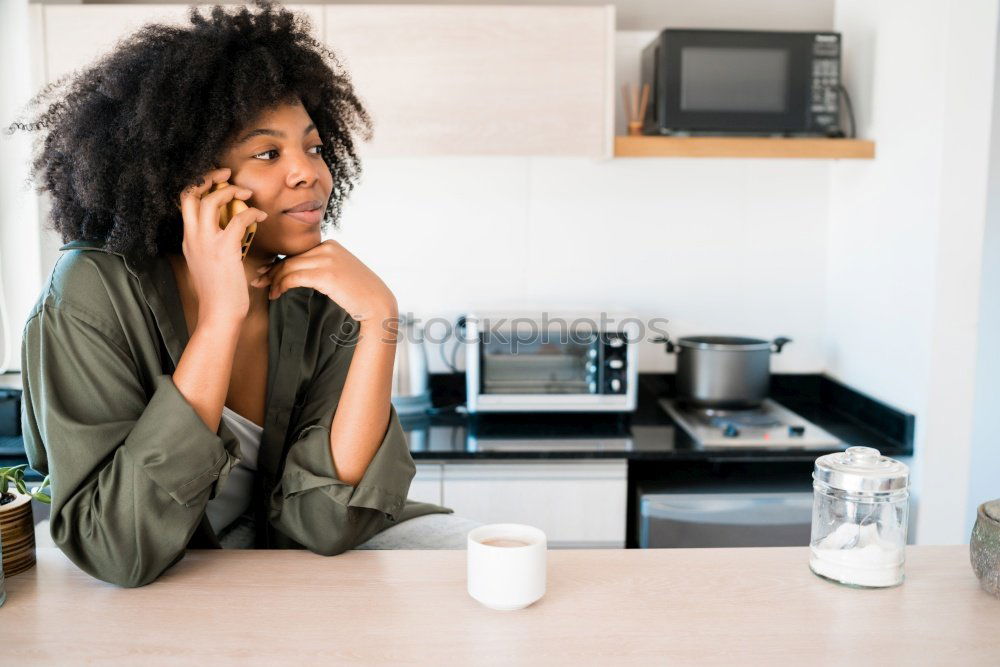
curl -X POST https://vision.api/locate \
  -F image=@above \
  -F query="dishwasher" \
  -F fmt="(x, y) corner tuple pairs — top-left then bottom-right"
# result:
(637, 481), (815, 549)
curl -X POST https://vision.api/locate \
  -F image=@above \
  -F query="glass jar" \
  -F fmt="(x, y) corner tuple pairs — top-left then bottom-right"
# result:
(809, 446), (909, 588)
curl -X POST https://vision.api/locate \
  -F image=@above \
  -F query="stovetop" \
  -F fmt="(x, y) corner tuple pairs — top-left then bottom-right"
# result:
(659, 398), (843, 449)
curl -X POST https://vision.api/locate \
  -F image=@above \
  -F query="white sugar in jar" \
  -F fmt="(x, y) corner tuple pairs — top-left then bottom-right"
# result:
(809, 446), (910, 588)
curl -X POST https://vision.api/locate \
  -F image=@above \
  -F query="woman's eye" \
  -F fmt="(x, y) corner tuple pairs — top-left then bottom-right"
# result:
(252, 145), (324, 161)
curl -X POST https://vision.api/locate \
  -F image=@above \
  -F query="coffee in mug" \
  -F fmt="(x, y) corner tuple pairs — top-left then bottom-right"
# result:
(479, 537), (531, 548)
(467, 523), (546, 611)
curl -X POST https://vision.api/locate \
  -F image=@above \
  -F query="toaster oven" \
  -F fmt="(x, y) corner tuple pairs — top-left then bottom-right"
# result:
(464, 311), (639, 413)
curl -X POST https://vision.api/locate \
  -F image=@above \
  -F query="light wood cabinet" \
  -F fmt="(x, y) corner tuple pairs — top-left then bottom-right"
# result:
(39, 4), (613, 158)
(439, 460), (627, 547)
(323, 5), (614, 158)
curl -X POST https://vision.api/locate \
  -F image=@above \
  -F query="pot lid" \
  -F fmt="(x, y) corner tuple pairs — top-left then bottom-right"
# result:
(813, 446), (909, 493)
(678, 336), (771, 351)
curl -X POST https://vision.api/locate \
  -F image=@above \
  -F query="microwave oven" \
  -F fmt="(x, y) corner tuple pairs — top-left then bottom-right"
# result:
(641, 29), (842, 136)
(464, 311), (639, 413)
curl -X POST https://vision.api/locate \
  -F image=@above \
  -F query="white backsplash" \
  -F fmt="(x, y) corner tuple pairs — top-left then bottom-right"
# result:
(330, 154), (831, 374)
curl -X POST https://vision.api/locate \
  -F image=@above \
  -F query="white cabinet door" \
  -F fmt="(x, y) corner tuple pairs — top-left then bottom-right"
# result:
(324, 5), (614, 158)
(42, 5), (323, 85)
(441, 460), (627, 547)
(408, 462), (443, 506)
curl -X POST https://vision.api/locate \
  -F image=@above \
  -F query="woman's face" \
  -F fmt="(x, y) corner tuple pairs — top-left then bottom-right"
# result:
(217, 99), (333, 258)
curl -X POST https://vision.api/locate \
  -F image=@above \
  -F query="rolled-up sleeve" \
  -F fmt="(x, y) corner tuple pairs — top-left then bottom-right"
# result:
(21, 303), (240, 588)
(268, 307), (416, 555)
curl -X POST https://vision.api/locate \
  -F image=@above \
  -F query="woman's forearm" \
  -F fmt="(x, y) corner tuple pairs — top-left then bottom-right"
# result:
(172, 318), (241, 433)
(328, 310), (399, 487)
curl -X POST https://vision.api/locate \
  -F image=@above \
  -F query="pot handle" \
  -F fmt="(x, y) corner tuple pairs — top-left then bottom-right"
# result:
(772, 336), (792, 353)
(653, 335), (676, 354)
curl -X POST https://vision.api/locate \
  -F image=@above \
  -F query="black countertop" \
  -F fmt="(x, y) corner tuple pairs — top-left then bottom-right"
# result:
(1, 372), (914, 480)
(400, 372), (914, 462)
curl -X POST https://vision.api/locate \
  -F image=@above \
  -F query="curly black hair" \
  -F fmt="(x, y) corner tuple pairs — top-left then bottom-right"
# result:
(5, 0), (373, 265)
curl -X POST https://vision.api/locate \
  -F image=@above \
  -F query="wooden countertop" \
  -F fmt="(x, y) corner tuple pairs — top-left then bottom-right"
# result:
(3, 546), (998, 663)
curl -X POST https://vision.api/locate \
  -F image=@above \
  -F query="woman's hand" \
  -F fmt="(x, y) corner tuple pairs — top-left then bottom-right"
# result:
(250, 239), (397, 323)
(178, 166), (268, 325)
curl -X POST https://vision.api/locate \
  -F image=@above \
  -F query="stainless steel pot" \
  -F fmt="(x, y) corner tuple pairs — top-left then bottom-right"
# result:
(660, 335), (791, 408)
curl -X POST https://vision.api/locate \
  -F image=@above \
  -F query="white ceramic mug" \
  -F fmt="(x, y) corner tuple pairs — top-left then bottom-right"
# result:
(467, 523), (546, 611)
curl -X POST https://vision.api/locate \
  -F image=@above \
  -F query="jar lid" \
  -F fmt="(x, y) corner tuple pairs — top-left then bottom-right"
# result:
(813, 446), (909, 493)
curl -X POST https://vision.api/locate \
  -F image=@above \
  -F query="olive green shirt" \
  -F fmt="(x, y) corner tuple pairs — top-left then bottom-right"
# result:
(20, 239), (451, 587)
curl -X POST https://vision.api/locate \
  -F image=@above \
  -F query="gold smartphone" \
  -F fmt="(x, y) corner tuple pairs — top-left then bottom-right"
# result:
(211, 181), (256, 259)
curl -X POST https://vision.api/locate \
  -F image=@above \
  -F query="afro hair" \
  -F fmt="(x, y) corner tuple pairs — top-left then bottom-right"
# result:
(5, 0), (374, 265)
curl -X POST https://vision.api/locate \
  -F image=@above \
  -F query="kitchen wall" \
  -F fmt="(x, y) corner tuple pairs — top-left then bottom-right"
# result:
(334, 153), (832, 374)
(0, 0), (43, 374)
(968, 7), (1000, 537)
(827, 0), (999, 544)
(335, 24), (837, 375)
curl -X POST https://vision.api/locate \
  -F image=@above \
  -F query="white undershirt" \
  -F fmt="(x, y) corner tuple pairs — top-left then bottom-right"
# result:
(205, 405), (263, 534)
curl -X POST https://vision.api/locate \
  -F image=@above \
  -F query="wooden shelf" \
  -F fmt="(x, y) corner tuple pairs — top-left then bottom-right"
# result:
(614, 136), (875, 159)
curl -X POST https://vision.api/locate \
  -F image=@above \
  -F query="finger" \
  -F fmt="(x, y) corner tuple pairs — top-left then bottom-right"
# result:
(267, 268), (322, 300)
(179, 167), (231, 236)
(251, 257), (280, 282)
(263, 240), (333, 267)
(200, 184), (253, 236)
(256, 255), (326, 286)
(223, 206), (267, 248)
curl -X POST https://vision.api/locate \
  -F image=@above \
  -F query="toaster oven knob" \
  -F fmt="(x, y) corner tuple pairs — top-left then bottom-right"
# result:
(588, 348), (598, 359)
(608, 358), (624, 370)
(608, 337), (624, 348)
(587, 362), (597, 374)
(610, 378), (622, 393)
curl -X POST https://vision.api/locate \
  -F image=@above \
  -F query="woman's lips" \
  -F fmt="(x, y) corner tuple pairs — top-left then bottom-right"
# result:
(285, 209), (322, 225)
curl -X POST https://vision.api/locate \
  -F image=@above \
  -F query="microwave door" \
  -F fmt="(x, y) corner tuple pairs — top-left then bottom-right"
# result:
(662, 31), (811, 133)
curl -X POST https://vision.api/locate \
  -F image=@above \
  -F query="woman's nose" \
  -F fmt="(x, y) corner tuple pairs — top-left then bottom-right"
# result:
(285, 151), (320, 187)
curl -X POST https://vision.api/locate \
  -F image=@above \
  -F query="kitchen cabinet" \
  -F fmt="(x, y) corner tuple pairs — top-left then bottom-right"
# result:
(409, 463), (443, 506)
(323, 5), (614, 157)
(36, 4), (613, 158)
(439, 460), (627, 547)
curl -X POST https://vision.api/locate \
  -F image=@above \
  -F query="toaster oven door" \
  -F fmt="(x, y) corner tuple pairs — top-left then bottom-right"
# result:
(480, 333), (599, 396)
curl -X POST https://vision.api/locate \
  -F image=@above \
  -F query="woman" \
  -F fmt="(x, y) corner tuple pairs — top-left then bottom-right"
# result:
(9, 1), (479, 588)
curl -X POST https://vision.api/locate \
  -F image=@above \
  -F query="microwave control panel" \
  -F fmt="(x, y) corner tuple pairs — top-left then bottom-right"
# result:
(809, 34), (841, 128)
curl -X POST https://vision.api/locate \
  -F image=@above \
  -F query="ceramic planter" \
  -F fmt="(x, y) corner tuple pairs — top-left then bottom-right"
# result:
(971, 498), (1000, 598)
(0, 491), (37, 578)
